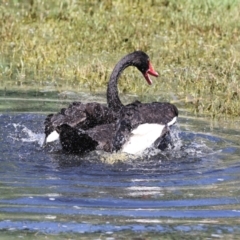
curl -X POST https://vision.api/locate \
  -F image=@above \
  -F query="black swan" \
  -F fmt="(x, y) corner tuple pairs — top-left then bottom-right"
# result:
(44, 51), (178, 154)
(44, 51), (160, 150)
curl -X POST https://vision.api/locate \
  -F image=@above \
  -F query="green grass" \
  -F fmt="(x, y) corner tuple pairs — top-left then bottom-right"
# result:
(0, 0), (240, 117)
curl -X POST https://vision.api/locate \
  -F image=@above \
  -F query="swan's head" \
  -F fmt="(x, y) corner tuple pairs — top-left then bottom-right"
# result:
(133, 51), (159, 85)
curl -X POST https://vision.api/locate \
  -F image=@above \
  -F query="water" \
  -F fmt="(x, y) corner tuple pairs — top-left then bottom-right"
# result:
(0, 95), (240, 239)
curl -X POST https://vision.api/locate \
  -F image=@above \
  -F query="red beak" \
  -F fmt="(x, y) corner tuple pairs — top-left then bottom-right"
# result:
(143, 61), (159, 85)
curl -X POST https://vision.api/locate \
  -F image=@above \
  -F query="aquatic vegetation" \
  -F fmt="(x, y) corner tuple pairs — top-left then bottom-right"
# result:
(0, 0), (239, 117)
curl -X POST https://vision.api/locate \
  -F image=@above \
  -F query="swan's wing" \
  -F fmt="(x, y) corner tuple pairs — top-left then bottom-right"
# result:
(121, 123), (168, 155)
(44, 102), (117, 142)
(56, 122), (116, 153)
(58, 124), (98, 154)
(44, 102), (86, 139)
(113, 101), (178, 154)
(87, 123), (116, 152)
(112, 119), (132, 152)
(137, 102), (178, 126)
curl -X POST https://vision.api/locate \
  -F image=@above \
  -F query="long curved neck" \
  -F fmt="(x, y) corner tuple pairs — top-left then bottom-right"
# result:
(107, 54), (136, 112)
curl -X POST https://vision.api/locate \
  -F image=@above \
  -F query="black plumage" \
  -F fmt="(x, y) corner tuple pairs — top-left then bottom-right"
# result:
(44, 51), (178, 154)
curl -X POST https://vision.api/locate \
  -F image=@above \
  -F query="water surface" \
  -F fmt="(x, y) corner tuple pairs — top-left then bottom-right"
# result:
(0, 93), (240, 239)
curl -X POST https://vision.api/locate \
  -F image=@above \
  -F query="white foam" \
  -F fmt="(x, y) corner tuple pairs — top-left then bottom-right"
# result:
(122, 123), (166, 155)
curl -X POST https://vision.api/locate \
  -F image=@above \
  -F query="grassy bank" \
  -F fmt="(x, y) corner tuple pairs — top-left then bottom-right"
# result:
(0, 0), (239, 117)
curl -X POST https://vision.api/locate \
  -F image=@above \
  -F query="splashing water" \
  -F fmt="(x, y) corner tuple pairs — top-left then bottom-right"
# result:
(9, 123), (45, 146)
(6, 120), (220, 164)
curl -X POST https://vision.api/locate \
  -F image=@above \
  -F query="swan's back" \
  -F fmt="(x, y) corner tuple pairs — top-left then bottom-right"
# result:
(116, 101), (178, 127)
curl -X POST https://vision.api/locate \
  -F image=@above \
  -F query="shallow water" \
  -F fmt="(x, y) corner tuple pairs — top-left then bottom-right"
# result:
(0, 95), (240, 239)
